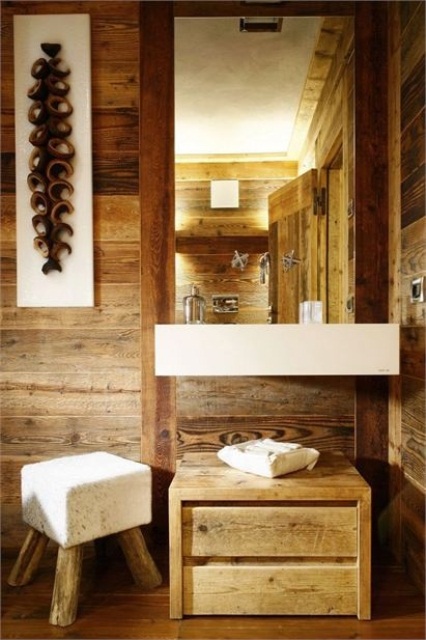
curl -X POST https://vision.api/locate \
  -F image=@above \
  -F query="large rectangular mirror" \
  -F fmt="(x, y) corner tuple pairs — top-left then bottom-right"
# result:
(174, 13), (354, 324)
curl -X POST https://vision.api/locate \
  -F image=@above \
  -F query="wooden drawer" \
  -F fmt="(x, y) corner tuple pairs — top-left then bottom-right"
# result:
(170, 453), (371, 619)
(182, 504), (358, 558)
(183, 563), (358, 616)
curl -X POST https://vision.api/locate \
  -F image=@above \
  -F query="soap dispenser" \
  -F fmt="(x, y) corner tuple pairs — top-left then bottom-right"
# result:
(183, 284), (206, 324)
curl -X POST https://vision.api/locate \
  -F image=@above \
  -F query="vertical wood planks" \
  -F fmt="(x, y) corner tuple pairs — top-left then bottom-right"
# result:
(139, 1), (176, 526)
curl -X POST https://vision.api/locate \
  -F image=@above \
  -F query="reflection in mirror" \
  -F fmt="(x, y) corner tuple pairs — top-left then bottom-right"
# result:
(174, 16), (354, 324)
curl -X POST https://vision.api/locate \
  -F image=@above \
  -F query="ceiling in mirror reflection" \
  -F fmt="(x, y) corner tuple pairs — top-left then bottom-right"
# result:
(174, 17), (321, 159)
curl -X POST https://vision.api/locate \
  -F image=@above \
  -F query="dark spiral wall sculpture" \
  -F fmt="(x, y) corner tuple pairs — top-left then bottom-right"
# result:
(27, 42), (74, 275)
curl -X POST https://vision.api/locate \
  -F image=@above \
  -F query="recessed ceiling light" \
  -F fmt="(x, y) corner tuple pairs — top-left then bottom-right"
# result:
(239, 17), (283, 33)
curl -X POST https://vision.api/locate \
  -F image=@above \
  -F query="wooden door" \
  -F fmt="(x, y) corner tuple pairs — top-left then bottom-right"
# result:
(268, 169), (326, 323)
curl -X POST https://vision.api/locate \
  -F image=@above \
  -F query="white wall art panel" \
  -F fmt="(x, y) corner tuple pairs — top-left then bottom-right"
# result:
(14, 15), (93, 307)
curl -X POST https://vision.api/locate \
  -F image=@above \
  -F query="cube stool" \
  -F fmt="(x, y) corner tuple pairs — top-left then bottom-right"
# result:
(8, 452), (162, 627)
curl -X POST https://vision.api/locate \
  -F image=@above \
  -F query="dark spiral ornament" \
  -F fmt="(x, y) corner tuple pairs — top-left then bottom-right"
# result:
(27, 43), (74, 274)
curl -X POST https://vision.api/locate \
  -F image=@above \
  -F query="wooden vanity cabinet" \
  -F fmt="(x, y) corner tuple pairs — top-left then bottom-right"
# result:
(169, 451), (371, 619)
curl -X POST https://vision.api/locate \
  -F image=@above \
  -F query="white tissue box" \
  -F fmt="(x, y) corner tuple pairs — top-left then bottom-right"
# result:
(217, 439), (320, 478)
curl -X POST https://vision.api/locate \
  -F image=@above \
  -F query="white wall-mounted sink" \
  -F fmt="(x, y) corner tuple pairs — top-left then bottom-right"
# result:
(155, 324), (400, 376)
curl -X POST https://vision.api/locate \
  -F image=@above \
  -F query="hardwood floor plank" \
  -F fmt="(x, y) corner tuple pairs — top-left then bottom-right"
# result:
(1, 550), (424, 640)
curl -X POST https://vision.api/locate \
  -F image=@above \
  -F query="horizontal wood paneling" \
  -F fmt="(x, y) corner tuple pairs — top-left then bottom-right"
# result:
(400, 327), (425, 379)
(176, 253), (268, 324)
(176, 376), (354, 416)
(1, 284), (140, 328)
(401, 376), (425, 486)
(176, 236), (268, 254)
(175, 161), (280, 391)
(176, 161), (298, 181)
(1, 152), (14, 193)
(1, 194), (140, 242)
(174, 1), (356, 18)
(0, 1), (142, 548)
(177, 416), (354, 459)
(1, 329), (140, 372)
(401, 217), (426, 277)
(2, 3), (423, 586)
(95, 242), (140, 283)
(92, 110), (139, 153)
(401, 109), (425, 184)
(176, 376), (354, 453)
(401, 478), (426, 596)
(93, 153), (139, 194)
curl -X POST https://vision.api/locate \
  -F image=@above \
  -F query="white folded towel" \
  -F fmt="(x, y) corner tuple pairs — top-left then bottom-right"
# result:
(217, 438), (320, 478)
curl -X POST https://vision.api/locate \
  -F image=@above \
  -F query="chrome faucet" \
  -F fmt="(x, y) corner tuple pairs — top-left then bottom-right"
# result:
(259, 252), (270, 284)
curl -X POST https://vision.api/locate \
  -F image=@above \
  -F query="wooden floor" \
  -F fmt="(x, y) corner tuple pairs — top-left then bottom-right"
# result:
(1, 540), (425, 640)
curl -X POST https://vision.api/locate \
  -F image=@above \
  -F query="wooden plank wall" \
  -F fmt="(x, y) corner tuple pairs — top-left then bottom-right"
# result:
(1, 1), (141, 548)
(175, 161), (294, 324)
(397, 0), (425, 594)
(139, 1), (176, 530)
(353, 1), (390, 550)
(174, 99), (355, 456)
(3, 3), (423, 589)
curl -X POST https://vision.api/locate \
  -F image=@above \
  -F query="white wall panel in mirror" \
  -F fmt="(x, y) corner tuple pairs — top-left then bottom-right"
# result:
(155, 324), (400, 376)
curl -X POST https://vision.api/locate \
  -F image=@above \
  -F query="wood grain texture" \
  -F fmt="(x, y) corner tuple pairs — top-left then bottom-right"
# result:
(170, 452), (371, 619)
(176, 236), (268, 254)
(401, 477), (426, 596)
(176, 417), (354, 460)
(174, 1), (356, 18)
(116, 527), (162, 589)
(2, 548), (425, 639)
(398, 1), (425, 597)
(182, 505), (358, 557)
(183, 564), (358, 616)
(1, 0), (425, 590)
(353, 3), (390, 549)
(49, 545), (83, 627)
(7, 528), (49, 587)
(401, 376), (425, 488)
(139, 1), (176, 526)
(177, 375), (354, 414)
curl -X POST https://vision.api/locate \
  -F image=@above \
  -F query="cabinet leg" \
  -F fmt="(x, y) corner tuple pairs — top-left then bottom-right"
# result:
(8, 527), (49, 586)
(116, 526), (162, 589)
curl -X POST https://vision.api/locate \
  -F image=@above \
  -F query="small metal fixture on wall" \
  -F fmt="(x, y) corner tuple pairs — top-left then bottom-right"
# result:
(213, 295), (239, 314)
(282, 250), (302, 272)
(259, 252), (270, 284)
(231, 250), (249, 271)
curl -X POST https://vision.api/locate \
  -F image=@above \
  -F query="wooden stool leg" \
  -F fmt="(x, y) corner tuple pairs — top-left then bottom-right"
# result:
(8, 527), (49, 586)
(116, 526), (162, 589)
(49, 544), (83, 627)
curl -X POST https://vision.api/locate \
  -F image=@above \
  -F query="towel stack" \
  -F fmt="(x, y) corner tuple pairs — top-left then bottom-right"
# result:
(217, 439), (320, 478)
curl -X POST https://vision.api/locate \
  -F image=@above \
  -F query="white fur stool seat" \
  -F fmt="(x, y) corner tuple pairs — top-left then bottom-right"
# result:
(8, 452), (162, 627)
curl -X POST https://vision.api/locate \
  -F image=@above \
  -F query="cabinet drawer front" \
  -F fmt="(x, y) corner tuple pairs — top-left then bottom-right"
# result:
(182, 505), (357, 557)
(183, 564), (358, 615)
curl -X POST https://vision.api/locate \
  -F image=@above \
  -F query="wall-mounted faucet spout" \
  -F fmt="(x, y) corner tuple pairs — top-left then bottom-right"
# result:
(259, 252), (270, 284)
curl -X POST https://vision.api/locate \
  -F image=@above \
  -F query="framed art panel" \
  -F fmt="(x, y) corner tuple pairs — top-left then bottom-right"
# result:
(14, 14), (93, 307)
